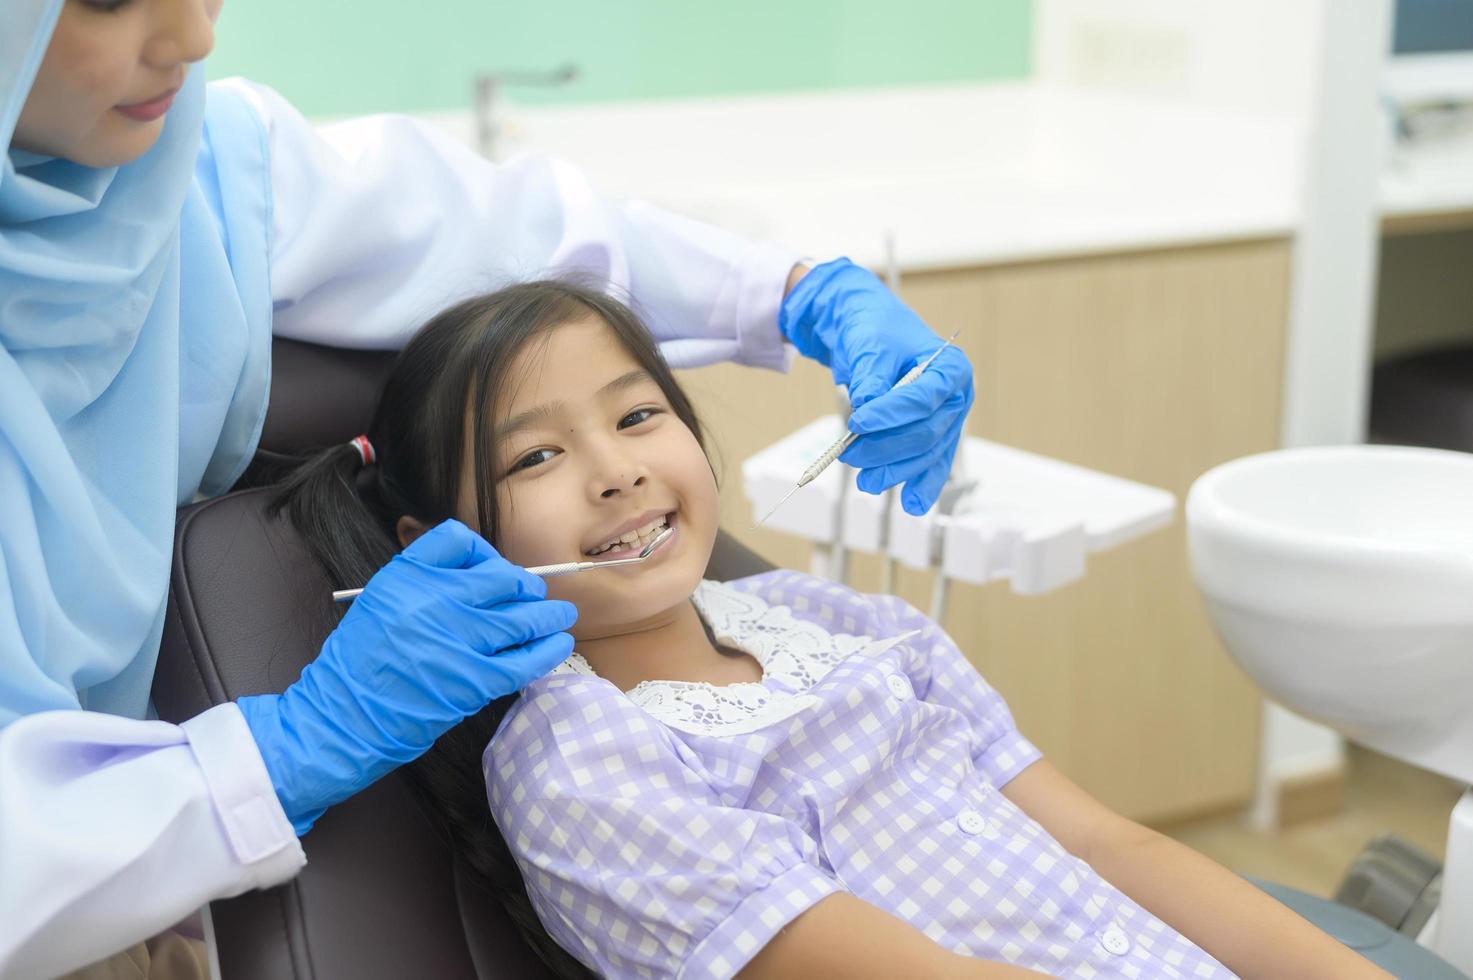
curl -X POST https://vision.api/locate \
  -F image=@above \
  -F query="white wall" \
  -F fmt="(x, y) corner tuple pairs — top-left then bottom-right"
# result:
(1033, 0), (1325, 118)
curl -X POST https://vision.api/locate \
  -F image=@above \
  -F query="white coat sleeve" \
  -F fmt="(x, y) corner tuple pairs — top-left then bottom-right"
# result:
(0, 703), (304, 980)
(214, 78), (799, 371)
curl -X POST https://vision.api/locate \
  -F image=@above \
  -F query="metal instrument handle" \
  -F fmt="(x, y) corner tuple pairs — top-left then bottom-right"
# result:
(527, 561), (580, 577)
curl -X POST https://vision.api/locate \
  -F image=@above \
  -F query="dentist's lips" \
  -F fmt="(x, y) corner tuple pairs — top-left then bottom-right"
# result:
(114, 87), (179, 122)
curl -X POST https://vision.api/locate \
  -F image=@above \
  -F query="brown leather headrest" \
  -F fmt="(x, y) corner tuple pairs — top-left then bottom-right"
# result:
(260, 337), (397, 455)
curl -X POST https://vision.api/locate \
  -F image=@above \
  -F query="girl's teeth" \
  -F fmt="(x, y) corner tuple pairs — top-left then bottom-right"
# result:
(589, 516), (670, 556)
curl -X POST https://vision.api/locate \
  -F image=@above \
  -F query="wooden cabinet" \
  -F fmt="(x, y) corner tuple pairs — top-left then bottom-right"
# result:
(676, 237), (1291, 824)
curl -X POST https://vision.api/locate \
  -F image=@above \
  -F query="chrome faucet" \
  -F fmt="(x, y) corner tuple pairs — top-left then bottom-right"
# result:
(473, 63), (580, 160)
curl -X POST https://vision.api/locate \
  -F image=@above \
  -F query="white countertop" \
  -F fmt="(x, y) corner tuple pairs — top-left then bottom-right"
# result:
(1382, 131), (1473, 219)
(427, 82), (1307, 271)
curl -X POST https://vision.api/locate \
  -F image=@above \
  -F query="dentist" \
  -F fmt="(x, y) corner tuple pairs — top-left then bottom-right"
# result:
(0, 1), (973, 976)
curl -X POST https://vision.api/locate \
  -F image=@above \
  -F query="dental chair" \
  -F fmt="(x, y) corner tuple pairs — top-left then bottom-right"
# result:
(153, 336), (775, 979)
(153, 338), (1465, 979)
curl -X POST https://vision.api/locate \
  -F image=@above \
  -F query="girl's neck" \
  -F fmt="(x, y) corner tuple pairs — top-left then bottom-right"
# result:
(574, 597), (762, 693)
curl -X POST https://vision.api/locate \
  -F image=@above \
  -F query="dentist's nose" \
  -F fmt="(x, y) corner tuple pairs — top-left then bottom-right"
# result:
(145, 0), (216, 68)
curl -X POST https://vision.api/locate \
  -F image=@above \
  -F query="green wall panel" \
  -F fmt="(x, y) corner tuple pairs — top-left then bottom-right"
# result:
(207, 1), (1032, 117)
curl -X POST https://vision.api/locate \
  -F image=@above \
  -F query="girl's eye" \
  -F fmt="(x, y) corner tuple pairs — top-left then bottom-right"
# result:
(77, 0), (133, 12)
(510, 448), (559, 473)
(619, 407), (661, 429)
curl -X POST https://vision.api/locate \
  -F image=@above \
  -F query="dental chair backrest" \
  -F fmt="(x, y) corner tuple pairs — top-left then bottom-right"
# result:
(153, 337), (776, 980)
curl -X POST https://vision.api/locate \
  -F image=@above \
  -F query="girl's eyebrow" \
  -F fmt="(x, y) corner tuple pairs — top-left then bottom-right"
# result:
(494, 369), (654, 441)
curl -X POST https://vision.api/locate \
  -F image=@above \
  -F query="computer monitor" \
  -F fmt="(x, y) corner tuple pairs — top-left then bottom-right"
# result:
(1387, 0), (1473, 105)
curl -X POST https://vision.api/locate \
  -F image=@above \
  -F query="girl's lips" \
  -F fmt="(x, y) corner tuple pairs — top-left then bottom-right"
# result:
(114, 88), (178, 122)
(586, 513), (678, 564)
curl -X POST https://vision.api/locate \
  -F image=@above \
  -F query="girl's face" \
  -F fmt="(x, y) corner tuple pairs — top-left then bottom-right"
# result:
(469, 315), (719, 639)
(13, 0), (219, 168)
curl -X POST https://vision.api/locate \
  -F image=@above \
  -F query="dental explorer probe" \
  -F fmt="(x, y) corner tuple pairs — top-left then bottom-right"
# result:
(751, 330), (962, 530)
(330, 526), (674, 603)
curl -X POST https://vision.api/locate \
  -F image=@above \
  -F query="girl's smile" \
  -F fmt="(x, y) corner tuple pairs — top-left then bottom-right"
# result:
(583, 508), (675, 559)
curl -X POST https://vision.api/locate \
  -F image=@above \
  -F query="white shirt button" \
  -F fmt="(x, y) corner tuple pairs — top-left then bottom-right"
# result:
(1099, 927), (1131, 956)
(885, 674), (912, 700)
(957, 809), (988, 835)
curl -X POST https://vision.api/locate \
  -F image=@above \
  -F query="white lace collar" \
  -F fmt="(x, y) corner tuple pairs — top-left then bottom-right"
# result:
(549, 580), (917, 737)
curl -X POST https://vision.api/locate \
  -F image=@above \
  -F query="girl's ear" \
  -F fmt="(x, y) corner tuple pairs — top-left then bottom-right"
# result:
(396, 515), (432, 549)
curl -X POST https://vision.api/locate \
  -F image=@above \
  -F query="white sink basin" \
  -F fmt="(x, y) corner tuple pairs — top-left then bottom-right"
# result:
(1187, 445), (1473, 784)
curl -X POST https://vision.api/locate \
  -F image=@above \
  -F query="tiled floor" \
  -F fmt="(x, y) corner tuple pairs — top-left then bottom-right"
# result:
(1161, 747), (1465, 898)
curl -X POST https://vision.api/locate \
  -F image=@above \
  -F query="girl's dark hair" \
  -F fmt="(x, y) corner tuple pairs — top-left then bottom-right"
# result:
(270, 280), (709, 979)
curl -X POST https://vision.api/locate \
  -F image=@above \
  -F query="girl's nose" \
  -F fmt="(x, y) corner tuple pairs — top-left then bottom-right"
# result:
(144, 0), (216, 68)
(592, 449), (647, 499)
(598, 472), (646, 499)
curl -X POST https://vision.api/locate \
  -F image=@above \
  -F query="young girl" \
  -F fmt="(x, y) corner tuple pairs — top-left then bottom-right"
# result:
(275, 281), (1388, 980)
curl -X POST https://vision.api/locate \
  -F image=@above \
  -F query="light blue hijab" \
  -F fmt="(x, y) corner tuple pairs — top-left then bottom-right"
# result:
(1, 0), (272, 724)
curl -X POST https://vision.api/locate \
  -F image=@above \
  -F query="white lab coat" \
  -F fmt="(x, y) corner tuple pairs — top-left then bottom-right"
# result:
(0, 80), (797, 980)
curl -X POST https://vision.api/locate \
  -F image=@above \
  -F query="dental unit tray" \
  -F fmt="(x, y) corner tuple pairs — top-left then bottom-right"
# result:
(742, 416), (1176, 595)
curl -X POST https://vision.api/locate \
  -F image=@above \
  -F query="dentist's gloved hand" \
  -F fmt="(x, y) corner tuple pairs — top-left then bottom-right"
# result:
(237, 519), (577, 834)
(779, 257), (974, 515)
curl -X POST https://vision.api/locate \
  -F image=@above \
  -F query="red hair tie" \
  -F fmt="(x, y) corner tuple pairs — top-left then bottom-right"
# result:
(350, 434), (376, 467)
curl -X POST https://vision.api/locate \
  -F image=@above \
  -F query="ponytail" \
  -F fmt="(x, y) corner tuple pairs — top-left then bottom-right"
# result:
(268, 438), (397, 594)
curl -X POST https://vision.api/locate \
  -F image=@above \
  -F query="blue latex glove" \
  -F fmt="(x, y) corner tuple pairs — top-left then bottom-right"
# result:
(779, 258), (975, 515)
(237, 520), (576, 834)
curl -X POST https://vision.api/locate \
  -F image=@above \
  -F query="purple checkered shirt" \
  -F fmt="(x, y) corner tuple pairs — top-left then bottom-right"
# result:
(485, 570), (1234, 979)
